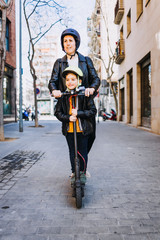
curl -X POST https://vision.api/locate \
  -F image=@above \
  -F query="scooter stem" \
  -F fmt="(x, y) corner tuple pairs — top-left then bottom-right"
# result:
(72, 95), (80, 181)
(72, 95), (78, 159)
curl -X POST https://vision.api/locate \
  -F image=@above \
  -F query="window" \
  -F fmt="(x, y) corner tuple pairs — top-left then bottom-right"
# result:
(6, 19), (10, 51)
(3, 76), (11, 115)
(137, 0), (143, 21)
(97, 7), (100, 15)
(120, 26), (124, 39)
(128, 69), (133, 119)
(0, 11), (2, 38)
(119, 77), (125, 117)
(127, 9), (131, 37)
(121, 88), (125, 116)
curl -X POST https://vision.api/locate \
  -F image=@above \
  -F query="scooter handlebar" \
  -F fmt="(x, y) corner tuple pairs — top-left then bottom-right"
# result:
(52, 86), (85, 98)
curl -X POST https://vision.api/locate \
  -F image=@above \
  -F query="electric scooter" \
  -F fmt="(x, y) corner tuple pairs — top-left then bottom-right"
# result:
(62, 87), (85, 209)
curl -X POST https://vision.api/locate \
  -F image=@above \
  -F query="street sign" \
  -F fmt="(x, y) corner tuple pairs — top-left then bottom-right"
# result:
(36, 88), (40, 94)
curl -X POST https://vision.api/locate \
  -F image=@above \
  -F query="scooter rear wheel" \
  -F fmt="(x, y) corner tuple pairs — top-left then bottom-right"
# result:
(76, 187), (82, 209)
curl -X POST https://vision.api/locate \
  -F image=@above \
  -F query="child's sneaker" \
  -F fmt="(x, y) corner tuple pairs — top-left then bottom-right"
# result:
(80, 171), (86, 185)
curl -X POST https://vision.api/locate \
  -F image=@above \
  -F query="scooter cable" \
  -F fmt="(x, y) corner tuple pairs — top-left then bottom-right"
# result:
(77, 151), (86, 174)
(69, 95), (78, 109)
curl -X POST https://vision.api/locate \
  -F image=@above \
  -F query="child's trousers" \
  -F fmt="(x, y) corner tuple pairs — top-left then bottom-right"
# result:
(66, 133), (88, 173)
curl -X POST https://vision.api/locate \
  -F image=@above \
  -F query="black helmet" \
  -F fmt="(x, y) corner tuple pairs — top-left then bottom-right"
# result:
(61, 28), (81, 51)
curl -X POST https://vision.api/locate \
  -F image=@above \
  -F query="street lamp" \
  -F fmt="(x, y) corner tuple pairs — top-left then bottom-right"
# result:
(19, 0), (23, 132)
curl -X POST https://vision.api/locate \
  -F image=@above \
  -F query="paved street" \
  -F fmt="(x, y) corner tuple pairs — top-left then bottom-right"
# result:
(0, 119), (160, 240)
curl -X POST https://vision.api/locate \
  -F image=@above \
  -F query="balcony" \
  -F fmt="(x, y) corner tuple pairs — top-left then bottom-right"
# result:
(114, 0), (124, 24)
(115, 39), (125, 64)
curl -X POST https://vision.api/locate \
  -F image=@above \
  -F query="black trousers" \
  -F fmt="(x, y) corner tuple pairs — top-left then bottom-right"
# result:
(87, 116), (96, 153)
(66, 133), (88, 173)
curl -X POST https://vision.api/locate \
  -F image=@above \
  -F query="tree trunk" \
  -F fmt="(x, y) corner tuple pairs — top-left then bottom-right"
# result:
(33, 75), (38, 127)
(29, 48), (38, 127)
(0, 9), (7, 141)
(23, 2), (39, 127)
(29, 59), (38, 127)
(109, 81), (118, 114)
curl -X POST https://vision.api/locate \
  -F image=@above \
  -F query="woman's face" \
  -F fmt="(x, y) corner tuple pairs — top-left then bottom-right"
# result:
(63, 35), (76, 55)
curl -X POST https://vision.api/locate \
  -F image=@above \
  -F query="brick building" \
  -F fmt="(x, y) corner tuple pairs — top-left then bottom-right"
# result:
(2, 0), (16, 122)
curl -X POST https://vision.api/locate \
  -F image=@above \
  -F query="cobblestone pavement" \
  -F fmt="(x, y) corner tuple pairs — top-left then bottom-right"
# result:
(0, 120), (160, 240)
(0, 151), (44, 199)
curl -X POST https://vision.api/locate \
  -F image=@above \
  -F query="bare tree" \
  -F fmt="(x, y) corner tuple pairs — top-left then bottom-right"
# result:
(99, 54), (118, 113)
(92, 0), (118, 113)
(23, 0), (68, 127)
(99, 1), (118, 113)
(0, 0), (12, 141)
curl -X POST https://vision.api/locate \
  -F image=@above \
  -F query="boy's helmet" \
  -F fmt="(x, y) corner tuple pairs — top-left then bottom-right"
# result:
(62, 66), (83, 78)
(61, 28), (81, 51)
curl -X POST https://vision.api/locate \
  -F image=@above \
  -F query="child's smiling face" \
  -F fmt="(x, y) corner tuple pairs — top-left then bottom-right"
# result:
(66, 73), (78, 90)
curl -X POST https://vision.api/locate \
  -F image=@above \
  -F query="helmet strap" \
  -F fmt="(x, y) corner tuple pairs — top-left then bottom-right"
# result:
(67, 52), (76, 60)
(76, 76), (81, 90)
(65, 50), (78, 60)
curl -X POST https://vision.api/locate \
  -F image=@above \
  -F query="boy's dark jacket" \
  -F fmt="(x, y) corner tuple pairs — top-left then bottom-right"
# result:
(54, 95), (97, 136)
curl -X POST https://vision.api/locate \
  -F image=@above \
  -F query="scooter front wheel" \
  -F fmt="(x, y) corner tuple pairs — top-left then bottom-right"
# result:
(76, 187), (82, 209)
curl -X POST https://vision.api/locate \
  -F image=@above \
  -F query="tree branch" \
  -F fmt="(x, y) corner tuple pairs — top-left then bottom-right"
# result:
(33, 18), (62, 45)
(27, 0), (41, 20)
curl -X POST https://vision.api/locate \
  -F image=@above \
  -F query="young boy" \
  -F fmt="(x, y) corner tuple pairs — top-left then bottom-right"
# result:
(54, 66), (97, 184)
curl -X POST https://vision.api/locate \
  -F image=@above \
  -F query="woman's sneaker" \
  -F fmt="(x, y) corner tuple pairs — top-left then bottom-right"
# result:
(86, 170), (91, 178)
(70, 173), (75, 186)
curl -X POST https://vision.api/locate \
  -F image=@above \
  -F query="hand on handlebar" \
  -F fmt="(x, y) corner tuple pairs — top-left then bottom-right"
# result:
(52, 90), (62, 98)
(69, 115), (77, 122)
(85, 88), (95, 97)
(71, 109), (77, 117)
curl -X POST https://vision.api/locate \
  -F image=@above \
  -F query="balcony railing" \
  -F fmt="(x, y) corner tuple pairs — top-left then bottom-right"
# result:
(114, 0), (124, 24)
(115, 39), (125, 64)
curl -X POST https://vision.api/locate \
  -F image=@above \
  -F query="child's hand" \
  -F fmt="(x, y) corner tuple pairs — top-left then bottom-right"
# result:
(71, 109), (77, 116)
(70, 115), (77, 122)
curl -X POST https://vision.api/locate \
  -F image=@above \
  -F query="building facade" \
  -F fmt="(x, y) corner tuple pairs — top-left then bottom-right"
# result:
(87, 0), (101, 78)
(114, 0), (160, 134)
(33, 35), (58, 115)
(1, 0), (16, 122)
(87, 0), (118, 113)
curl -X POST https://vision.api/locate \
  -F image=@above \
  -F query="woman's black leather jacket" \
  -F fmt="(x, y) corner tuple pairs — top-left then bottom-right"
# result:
(48, 52), (100, 93)
(54, 95), (97, 136)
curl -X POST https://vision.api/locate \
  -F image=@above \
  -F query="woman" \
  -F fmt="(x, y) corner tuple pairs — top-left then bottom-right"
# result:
(48, 28), (100, 152)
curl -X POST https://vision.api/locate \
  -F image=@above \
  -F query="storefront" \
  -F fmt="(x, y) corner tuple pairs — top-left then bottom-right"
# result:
(3, 65), (16, 121)
(141, 56), (151, 128)
(119, 77), (125, 121)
